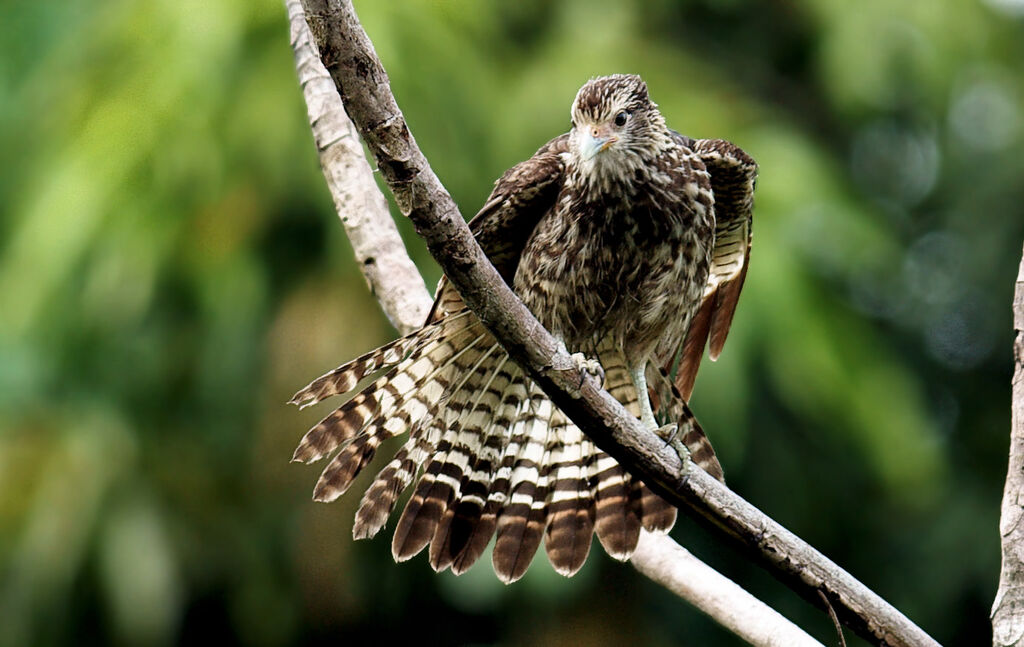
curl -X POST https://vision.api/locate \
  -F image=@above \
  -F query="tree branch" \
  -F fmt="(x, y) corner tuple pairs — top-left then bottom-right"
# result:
(992, 243), (1024, 646)
(288, 0), (431, 334)
(632, 532), (824, 646)
(292, 1), (941, 645)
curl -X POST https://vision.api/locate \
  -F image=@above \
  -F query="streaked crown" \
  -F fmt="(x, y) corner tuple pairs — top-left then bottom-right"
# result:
(568, 74), (671, 189)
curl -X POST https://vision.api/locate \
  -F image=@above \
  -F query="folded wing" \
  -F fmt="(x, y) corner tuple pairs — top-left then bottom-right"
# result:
(667, 136), (757, 400)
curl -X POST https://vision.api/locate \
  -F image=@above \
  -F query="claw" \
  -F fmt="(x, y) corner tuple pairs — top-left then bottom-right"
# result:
(655, 422), (678, 443)
(655, 423), (692, 468)
(551, 340), (605, 396)
(569, 352), (605, 388)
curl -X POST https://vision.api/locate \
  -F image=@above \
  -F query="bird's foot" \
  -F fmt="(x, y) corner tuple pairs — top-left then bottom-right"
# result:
(655, 423), (692, 465)
(552, 341), (605, 396)
(569, 352), (605, 389)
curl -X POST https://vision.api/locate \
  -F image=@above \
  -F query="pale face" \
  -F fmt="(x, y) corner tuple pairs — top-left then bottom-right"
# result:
(567, 75), (667, 181)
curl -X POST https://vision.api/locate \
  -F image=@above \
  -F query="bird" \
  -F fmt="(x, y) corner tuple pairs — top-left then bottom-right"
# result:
(289, 74), (757, 583)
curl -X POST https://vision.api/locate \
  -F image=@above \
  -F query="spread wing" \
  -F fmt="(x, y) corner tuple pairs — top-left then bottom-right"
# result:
(427, 133), (570, 322)
(431, 131), (755, 404)
(669, 136), (757, 400)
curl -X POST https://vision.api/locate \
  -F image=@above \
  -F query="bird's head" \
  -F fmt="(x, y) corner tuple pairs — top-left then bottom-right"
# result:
(568, 74), (669, 179)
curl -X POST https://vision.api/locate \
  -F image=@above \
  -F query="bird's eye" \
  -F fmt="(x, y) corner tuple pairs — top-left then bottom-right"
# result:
(614, 111), (629, 127)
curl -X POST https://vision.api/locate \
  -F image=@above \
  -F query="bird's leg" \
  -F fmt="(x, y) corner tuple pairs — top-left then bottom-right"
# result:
(628, 362), (659, 431)
(628, 362), (691, 461)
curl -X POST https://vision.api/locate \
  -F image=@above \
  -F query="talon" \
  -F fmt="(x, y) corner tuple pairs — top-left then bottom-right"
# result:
(569, 352), (605, 388)
(655, 422), (678, 443)
(655, 423), (691, 466)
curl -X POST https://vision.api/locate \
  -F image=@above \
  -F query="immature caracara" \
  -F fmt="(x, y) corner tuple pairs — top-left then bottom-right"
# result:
(290, 74), (757, 583)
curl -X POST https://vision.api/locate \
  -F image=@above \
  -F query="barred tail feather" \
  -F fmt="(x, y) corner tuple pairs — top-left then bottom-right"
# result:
(391, 344), (502, 562)
(587, 350), (652, 558)
(352, 430), (435, 539)
(638, 482), (677, 532)
(590, 452), (642, 560)
(313, 432), (383, 502)
(391, 449), (447, 561)
(292, 308), (725, 582)
(450, 381), (534, 575)
(288, 336), (414, 409)
(492, 394), (554, 583)
(447, 377), (528, 574)
(679, 417), (723, 483)
(426, 349), (507, 571)
(543, 413), (595, 576)
(430, 356), (518, 572)
(449, 507), (496, 576)
(292, 319), (485, 465)
(289, 309), (473, 409)
(292, 389), (383, 465)
(352, 453), (414, 538)
(298, 328), (490, 501)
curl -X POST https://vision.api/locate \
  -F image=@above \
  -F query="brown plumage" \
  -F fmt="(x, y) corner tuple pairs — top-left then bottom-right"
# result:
(290, 74), (757, 583)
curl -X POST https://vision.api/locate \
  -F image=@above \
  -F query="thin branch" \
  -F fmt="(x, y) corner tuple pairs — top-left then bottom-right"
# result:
(992, 243), (1024, 646)
(286, 4), (824, 645)
(288, 0), (431, 334)
(632, 532), (824, 647)
(294, 1), (941, 646)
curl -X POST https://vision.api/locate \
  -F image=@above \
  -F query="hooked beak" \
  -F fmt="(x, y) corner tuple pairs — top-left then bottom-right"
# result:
(579, 127), (617, 161)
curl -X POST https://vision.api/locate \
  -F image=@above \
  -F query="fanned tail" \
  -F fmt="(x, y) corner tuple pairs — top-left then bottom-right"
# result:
(292, 311), (486, 500)
(291, 310), (726, 581)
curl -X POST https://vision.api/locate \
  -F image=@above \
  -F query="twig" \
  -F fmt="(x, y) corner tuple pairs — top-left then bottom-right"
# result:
(293, 1), (941, 645)
(992, 243), (1024, 646)
(818, 589), (848, 647)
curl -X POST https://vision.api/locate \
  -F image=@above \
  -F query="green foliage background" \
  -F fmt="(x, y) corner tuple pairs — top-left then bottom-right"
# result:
(2, 1), (1022, 645)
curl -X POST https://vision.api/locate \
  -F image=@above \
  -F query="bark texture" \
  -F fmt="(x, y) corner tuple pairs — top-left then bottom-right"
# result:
(287, 0), (430, 334)
(992, 243), (1024, 646)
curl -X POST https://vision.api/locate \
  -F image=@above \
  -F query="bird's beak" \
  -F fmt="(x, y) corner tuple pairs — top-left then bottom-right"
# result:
(580, 127), (617, 161)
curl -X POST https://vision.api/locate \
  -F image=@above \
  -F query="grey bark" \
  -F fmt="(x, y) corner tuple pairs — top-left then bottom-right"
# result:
(632, 532), (825, 646)
(287, 0), (431, 334)
(992, 243), (1024, 646)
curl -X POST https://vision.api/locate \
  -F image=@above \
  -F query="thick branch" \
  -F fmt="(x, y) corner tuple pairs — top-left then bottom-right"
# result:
(992, 243), (1024, 646)
(295, 1), (940, 645)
